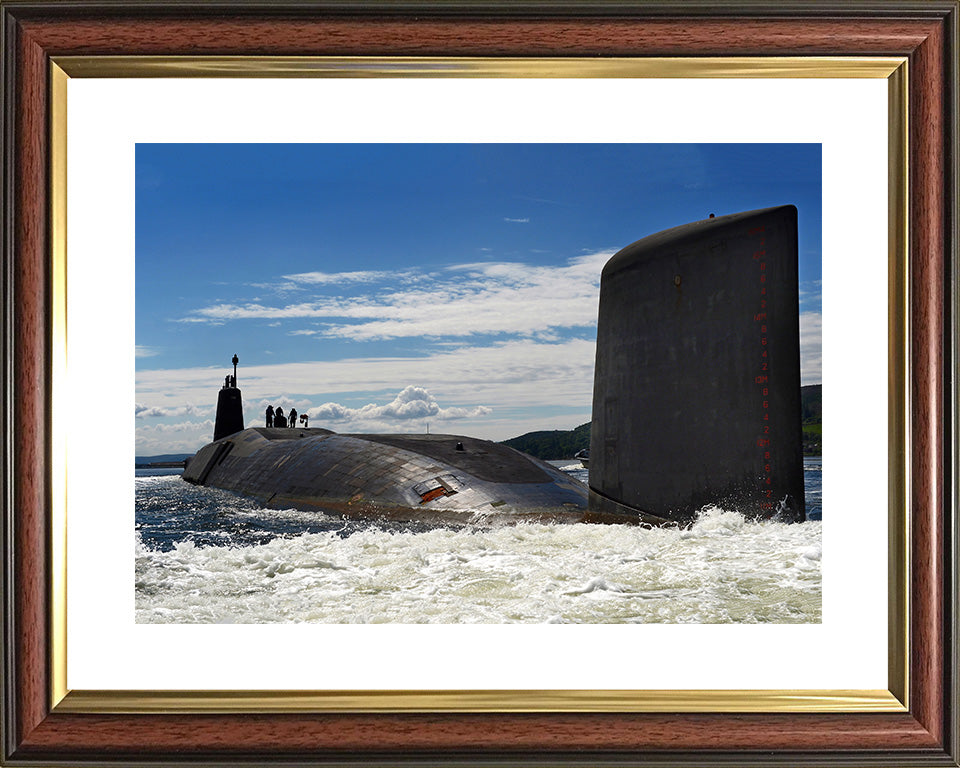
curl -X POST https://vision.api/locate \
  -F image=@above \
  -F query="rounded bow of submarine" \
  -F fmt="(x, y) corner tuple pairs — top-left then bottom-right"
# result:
(184, 427), (589, 526)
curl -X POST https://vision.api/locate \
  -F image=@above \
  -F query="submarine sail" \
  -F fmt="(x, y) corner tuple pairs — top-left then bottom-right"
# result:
(212, 353), (243, 441)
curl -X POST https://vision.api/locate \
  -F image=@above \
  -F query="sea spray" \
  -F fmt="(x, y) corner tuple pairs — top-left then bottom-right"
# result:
(135, 479), (822, 624)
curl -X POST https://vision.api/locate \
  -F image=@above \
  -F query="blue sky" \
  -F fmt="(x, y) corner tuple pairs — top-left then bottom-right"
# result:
(135, 143), (822, 455)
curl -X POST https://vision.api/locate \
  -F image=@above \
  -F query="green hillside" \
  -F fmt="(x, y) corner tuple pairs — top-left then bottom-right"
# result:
(801, 384), (822, 455)
(501, 385), (823, 459)
(501, 422), (591, 460)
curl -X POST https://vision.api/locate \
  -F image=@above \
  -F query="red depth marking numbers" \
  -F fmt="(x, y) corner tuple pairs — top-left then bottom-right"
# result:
(751, 226), (774, 512)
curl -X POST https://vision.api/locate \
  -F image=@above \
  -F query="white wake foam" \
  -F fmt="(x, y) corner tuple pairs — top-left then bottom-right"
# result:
(136, 508), (821, 624)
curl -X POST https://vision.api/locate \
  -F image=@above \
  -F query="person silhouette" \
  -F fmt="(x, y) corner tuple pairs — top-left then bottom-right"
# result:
(275, 406), (286, 428)
(265, 405), (274, 427)
(289, 408), (298, 428)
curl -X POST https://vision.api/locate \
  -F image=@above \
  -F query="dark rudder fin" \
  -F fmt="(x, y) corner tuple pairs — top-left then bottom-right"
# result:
(588, 206), (805, 524)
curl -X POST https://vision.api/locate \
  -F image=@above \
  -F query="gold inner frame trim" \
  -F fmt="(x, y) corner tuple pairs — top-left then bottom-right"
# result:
(886, 60), (910, 710)
(57, 688), (904, 715)
(50, 61), (69, 711)
(53, 55), (905, 79)
(48, 55), (910, 715)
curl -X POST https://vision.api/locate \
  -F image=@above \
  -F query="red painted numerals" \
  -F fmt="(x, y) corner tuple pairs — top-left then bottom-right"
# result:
(752, 228), (774, 511)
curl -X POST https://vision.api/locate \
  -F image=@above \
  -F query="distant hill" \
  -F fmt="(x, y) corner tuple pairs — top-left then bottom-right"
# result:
(501, 385), (822, 459)
(801, 384), (822, 421)
(135, 452), (192, 467)
(801, 384), (822, 456)
(501, 422), (591, 460)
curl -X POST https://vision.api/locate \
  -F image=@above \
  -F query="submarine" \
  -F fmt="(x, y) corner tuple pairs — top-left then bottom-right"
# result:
(183, 363), (591, 527)
(183, 206), (805, 527)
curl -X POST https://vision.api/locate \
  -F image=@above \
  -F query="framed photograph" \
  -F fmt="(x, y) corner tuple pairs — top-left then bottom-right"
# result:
(2, 2), (957, 765)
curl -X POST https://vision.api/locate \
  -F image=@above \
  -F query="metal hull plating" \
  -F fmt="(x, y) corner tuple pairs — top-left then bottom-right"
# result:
(589, 206), (805, 525)
(183, 427), (590, 527)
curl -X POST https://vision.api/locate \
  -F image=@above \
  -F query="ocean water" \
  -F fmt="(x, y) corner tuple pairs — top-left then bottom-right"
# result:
(135, 458), (822, 624)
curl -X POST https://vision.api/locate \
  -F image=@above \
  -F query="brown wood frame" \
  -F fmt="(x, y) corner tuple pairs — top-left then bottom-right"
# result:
(1, 2), (957, 765)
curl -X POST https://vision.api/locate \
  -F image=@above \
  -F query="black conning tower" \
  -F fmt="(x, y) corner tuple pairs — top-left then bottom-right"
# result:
(213, 353), (244, 441)
(588, 206), (805, 524)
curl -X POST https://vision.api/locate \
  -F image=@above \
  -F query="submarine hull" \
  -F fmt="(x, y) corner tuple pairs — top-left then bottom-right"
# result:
(183, 427), (591, 527)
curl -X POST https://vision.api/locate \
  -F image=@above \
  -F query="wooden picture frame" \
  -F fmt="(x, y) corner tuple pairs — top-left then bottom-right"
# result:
(2, 2), (957, 765)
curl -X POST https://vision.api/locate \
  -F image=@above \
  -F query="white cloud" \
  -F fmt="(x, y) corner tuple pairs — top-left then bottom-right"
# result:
(135, 345), (159, 358)
(150, 340), (593, 409)
(135, 403), (205, 419)
(135, 337), (597, 448)
(282, 270), (394, 285)
(307, 386), (491, 427)
(504, 217), (530, 224)
(800, 310), (822, 385)
(135, 419), (215, 454)
(799, 280), (823, 309)
(177, 250), (612, 342)
(250, 270), (404, 295)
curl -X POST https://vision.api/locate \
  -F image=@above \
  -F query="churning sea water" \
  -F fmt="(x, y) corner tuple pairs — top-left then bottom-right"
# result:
(135, 459), (822, 624)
